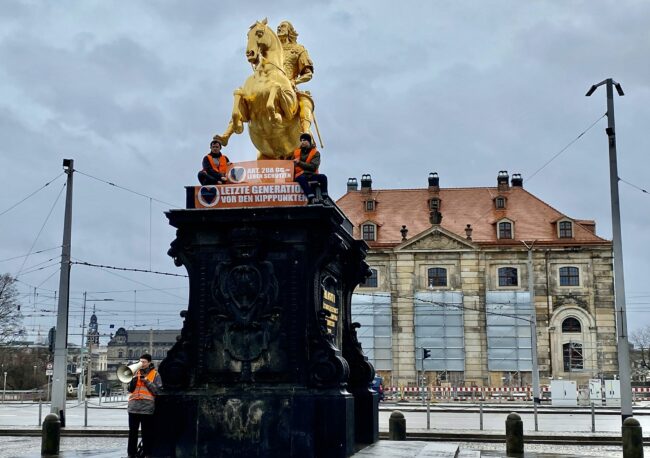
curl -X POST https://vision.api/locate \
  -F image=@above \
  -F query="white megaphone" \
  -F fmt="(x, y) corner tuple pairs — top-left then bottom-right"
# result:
(116, 361), (143, 383)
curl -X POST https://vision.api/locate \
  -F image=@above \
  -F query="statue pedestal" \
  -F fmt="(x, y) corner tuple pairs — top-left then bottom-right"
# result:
(153, 204), (378, 457)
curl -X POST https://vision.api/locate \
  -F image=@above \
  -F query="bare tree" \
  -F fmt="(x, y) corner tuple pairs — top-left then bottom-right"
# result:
(0, 274), (23, 344)
(630, 326), (650, 368)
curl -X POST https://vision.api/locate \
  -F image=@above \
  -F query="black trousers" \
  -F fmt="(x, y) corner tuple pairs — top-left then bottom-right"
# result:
(296, 174), (328, 198)
(128, 412), (154, 456)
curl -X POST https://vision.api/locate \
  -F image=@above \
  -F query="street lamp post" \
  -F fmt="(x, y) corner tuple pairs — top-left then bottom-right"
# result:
(33, 365), (37, 390)
(2, 372), (6, 403)
(586, 78), (632, 422)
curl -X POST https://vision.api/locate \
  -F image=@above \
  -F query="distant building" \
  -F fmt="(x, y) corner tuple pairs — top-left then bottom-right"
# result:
(338, 171), (618, 387)
(106, 328), (180, 372)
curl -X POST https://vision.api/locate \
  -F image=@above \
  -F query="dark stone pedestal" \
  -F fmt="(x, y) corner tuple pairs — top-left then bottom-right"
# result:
(153, 205), (378, 457)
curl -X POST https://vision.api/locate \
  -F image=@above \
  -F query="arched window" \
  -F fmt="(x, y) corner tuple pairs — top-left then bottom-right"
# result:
(360, 268), (378, 288)
(563, 342), (583, 371)
(427, 268), (447, 288)
(559, 266), (580, 286)
(498, 221), (513, 239)
(118, 351), (123, 359)
(498, 267), (518, 287)
(562, 317), (582, 333)
(128, 349), (133, 358)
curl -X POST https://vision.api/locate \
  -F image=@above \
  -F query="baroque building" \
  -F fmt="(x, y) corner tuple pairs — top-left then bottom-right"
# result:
(338, 171), (618, 388)
(106, 328), (181, 374)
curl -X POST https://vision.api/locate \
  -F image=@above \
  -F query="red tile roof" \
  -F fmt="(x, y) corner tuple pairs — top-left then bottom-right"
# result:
(337, 186), (609, 248)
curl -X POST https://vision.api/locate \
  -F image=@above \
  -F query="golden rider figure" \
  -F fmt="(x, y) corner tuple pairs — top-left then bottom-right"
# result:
(277, 21), (314, 134)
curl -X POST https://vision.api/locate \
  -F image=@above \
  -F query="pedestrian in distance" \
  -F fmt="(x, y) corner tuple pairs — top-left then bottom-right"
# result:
(127, 353), (162, 458)
(293, 133), (329, 205)
(198, 135), (231, 185)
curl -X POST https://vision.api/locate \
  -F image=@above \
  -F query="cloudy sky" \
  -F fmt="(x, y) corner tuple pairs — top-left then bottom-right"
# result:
(1, 1), (649, 345)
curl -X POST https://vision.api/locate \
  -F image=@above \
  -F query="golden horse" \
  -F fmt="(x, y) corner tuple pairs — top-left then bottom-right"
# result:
(220, 19), (314, 160)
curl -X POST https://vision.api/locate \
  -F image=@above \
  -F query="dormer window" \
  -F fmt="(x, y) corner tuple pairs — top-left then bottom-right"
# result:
(497, 220), (513, 239)
(361, 223), (376, 241)
(365, 200), (375, 211)
(495, 196), (506, 209)
(558, 220), (573, 238)
(429, 198), (440, 211)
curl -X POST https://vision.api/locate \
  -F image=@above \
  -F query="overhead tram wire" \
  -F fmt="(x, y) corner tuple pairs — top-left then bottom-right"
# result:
(526, 113), (607, 182)
(448, 112), (609, 242)
(14, 182), (67, 279)
(74, 169), (182, 208)
(0, 246), (62, 263)
(71, 260), (188, 278)
(620, 178), (649, 196)
(0, 173), (65, 218)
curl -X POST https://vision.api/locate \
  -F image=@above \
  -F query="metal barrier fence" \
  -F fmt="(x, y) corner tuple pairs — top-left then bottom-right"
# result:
(384, 385), (650, 402)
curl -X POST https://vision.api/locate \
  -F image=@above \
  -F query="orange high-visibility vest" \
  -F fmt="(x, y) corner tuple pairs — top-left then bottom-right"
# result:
(129, 369), (157, 402)
(293, 148), (319, 178)
(205, 154), (228, 174)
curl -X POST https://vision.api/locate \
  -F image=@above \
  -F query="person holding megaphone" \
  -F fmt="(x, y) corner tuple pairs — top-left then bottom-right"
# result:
(125, 353), (162, 458)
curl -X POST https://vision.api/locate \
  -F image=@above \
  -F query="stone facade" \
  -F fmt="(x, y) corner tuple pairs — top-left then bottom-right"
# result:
(337, 172), (618, 388)
(106, 328), (180, 373)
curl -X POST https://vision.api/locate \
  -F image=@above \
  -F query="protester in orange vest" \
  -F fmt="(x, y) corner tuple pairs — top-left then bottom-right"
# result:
(127, 353), (162, 458)
(293, 133), (329, 204)
(198, 135), (231, 185)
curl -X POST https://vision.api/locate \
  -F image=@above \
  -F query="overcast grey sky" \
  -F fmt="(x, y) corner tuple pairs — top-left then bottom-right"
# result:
(1, 1), (649, 344)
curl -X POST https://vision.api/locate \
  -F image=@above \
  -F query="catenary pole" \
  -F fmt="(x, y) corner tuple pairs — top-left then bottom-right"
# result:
(586, 79), (631, 422)
(51, 159), (74, 426)
(523, 241), (541, 404)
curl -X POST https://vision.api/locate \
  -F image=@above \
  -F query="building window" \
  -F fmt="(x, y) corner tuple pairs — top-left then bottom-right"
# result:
(362, 223), (376, 241)
(427, 268), (448, 288)
(559, 221), (573, 238)
(118, 351), (123, 359)
(559, 266), (580, 286)
(498, 267), (518, 287)
(495, 197), (506, 209)
(360, 268), (378, 288)
(430, 198), (440, 210)
(563, 342), (583, 371)
(365, 200), (375, 211)
(561, 317), (582, 333)
(498, 221), (513, 239)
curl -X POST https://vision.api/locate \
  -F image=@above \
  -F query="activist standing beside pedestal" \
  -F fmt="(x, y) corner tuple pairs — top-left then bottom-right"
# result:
(294, 133), (328, 204)
(127, 353), (162, 458)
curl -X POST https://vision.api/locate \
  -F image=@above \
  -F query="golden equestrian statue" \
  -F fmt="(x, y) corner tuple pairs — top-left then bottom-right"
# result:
(219, 19), (318, 160)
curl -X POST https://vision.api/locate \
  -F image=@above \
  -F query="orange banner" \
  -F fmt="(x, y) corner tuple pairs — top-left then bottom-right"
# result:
(227, 160), (294, 184)
(193, 183), (307, 209)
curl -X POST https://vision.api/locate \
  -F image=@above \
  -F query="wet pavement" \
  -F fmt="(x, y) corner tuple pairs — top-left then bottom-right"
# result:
(0, 436), (646, 457)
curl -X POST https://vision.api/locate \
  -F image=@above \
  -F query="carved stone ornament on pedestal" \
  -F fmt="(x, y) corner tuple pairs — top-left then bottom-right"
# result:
(152, 205), (378, 457)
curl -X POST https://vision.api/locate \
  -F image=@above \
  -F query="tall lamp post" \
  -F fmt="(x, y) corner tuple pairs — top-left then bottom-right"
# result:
(2, 371), (6, 403)
(586, 78), (631, 422)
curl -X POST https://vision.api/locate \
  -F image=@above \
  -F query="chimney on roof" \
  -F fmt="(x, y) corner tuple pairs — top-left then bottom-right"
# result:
(511, 173), (523, 187)
(360, 174), (372, 193)
(497, 170), (509, 192)
(465, 224), (473, 240)
(346, 177), (358, 192)
(428, 172), (439, 192)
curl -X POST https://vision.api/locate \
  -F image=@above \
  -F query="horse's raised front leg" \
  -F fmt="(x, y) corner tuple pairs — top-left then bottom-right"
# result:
(266, 83), (283, 125)
(221, 89), (247, 145)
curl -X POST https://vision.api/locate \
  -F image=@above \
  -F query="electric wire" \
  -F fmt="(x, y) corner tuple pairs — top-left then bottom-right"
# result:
(620, 177), (649, 196)
(0, 173), (65, 218)
(14, 183), (66, 279)
(526, 113), (607, 182)
(71, 260), (188, 278)
(74, 169), (181, 208)
(0, 246), (62, 263)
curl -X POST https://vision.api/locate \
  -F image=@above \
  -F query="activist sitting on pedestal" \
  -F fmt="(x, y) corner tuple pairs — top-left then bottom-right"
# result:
(293, 133), (328, 205)
(198, 136), (232, 185)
